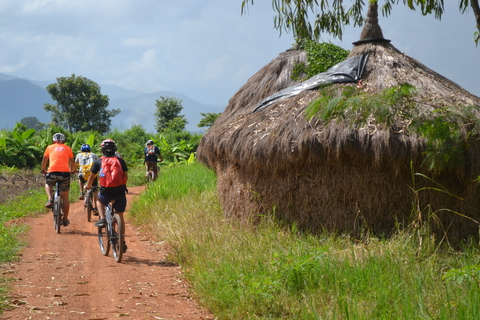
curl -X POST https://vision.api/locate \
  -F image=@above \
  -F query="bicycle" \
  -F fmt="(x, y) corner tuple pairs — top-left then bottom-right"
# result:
(52, 181), (64, 234)
(97, 200), (125, 262)
(145, 160), (161, 184)
(145, 169), (155, 183)
(84, 186), (99, 222)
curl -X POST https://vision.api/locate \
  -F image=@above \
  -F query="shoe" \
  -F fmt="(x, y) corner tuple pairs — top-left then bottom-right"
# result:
(62, 219), (70, 227)
(45, 199), (53, 208)
(93, 208), (99, 216)
(95, 218), (106, 227)
(122, 242), (128, 253)
(78, 193), (85, 200)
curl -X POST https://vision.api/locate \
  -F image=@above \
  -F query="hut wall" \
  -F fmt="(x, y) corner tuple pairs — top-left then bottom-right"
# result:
(217, 157), (480, 240)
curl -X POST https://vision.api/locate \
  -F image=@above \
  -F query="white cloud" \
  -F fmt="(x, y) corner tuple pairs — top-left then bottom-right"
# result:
(0, 1), (477, 106)
(122, 38), (157, 48)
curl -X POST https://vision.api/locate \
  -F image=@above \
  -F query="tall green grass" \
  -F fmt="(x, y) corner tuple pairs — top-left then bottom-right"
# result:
(130, 163), (480, 319)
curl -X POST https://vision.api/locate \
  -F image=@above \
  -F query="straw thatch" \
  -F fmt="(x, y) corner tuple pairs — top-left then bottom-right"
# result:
(197, 4), (480, 240)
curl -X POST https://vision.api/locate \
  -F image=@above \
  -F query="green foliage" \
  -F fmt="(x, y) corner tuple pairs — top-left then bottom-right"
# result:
(154, 96), (185, 133)
(198, 112), (222, 129)
(306, 83), (480, 172)
(44, 74), (120, 134)
(0, 128), (43, 168)
(129, 164), (480, 319)
(166, 116), (188, 132)
(157, 134), (201, 165)
(108, 125), (149, 162)
(292, 40), (350, 81)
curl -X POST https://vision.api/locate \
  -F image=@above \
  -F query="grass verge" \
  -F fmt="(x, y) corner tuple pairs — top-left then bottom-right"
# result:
(130, 163), (480, 320)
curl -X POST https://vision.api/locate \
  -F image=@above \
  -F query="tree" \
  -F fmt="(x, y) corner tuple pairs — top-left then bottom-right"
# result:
(44, 74), (120, 135)
(241, 0), (480, 45)
(198, 112), (222, 129)
(20, 116), (45, 131)
(154, 96), (186, 132)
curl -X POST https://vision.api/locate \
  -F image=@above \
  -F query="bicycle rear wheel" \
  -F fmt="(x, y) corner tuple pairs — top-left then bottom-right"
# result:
(98, 225), (110, 256)
(53, 195), (62, 234)
(86, 191), (92, 222)
(111, 214), (124, 262)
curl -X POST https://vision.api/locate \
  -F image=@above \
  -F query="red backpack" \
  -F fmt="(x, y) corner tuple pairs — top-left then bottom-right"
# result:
(99, 156), (126, 188)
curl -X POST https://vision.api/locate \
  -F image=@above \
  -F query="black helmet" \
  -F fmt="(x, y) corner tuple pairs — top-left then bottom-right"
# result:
(100, 139), (117, 156)
(52, 133), (65, 142)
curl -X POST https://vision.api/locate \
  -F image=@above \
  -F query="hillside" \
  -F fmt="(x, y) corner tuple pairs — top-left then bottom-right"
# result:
(0, 73), (224, 132)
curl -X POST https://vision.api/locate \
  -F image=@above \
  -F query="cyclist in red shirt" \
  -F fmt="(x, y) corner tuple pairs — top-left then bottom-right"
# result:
(41, 133), (76, 227)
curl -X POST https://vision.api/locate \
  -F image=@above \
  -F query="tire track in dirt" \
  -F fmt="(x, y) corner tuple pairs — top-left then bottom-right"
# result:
(1, 186), (214, 319)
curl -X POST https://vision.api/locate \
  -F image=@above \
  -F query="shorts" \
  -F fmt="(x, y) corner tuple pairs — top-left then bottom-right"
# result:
(79, 175), (98, 186)
(98, 192), (127, 213)
(45, 172), (71, 192)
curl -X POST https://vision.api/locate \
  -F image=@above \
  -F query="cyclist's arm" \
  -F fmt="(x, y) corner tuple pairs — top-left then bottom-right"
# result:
(84, 173), (98, 190)
(69, 157), (76, 174)
(41, 155), (49, 173)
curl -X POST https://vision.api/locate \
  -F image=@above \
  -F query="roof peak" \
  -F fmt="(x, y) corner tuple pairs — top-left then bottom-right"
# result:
(354, 2), (390, 45)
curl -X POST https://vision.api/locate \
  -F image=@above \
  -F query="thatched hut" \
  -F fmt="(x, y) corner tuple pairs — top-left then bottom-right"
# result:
(197, 4), (480, 240)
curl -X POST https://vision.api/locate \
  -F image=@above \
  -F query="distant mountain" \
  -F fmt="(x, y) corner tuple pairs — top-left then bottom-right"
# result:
(0, 73), (224, 132)
(0, 78), (53, 129)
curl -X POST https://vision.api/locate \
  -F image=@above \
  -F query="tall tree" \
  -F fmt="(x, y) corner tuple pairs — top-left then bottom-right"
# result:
(241, 0), (480, 45)
(20, 116), (45, 131)
(198, 112), (222, 129)
(44, 74), (120, 134)
(154, 96), (186, 132)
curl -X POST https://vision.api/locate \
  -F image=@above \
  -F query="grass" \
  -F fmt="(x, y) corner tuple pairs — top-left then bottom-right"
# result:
(2, 164), (480, 318)
(130, 162), (480, 320)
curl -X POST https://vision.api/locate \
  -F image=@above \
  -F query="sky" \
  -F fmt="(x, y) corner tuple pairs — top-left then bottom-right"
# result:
(0, 1), (478, 107)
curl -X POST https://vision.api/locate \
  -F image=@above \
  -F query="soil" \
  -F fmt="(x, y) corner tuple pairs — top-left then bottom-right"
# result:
(0, 172), (45, 204)
(0, 185), (215, 320)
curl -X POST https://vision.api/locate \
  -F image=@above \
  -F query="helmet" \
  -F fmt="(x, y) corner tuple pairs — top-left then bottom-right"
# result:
(52, 133), (65, 142)
(146, 139), (154, 145)
(81, 144), (91, 152)
(101, 139), (117, 156)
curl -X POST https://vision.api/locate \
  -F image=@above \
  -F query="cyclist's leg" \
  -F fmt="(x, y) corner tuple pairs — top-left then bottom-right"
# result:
(92, 178), (99, 212)
(58, 175), (71, 222)
(145, 162), (150, 176)
(44, 174), (55, 207)
(151, 161), (158, 180)
(78, 175), (85, 199)
(95, 191), (110, 227)
(113, 193), (127, 251)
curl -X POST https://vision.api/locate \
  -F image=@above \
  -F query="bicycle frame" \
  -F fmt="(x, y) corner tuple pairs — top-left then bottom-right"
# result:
(52, 181), (63, 234)
(84, 186), (99, 222)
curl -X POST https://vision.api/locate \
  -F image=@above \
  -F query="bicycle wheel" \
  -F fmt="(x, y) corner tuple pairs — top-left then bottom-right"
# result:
(111, 213), (124, 262)
(86, 190), (92, 222)
(98, 224), (110, 256)
(53, 195), (62, 234)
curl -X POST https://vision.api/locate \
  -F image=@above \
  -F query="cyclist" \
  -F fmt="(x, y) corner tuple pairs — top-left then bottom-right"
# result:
(40, 132), (75, 227)
(144, 139), (163, 180)
(75, 144), (100, 215)
(84, 139), (128, 250)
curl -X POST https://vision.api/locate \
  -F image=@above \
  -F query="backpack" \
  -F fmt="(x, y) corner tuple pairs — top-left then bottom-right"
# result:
(79, 152), (94, 178)
(146, 145), (156, 155)
(99, 156), (126, 188)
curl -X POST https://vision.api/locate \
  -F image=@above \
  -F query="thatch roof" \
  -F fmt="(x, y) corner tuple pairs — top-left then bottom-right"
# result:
(197, 4), (480, 240)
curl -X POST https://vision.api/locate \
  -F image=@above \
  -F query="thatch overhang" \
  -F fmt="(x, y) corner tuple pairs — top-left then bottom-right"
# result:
(197, 5), (480, 239)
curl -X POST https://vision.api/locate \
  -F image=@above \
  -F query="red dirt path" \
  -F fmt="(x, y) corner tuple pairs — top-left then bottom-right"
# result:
(1, 186), (215, 319)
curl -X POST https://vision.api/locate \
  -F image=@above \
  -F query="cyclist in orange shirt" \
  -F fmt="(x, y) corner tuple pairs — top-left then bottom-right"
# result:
(41, 133), (76, 227)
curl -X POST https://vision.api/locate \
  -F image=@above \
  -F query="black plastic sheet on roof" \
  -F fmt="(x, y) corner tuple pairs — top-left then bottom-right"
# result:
(252, 53), (370, 113)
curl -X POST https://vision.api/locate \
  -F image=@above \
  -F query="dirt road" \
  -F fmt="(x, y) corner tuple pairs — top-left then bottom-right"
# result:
(1, 186), (214, 319)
